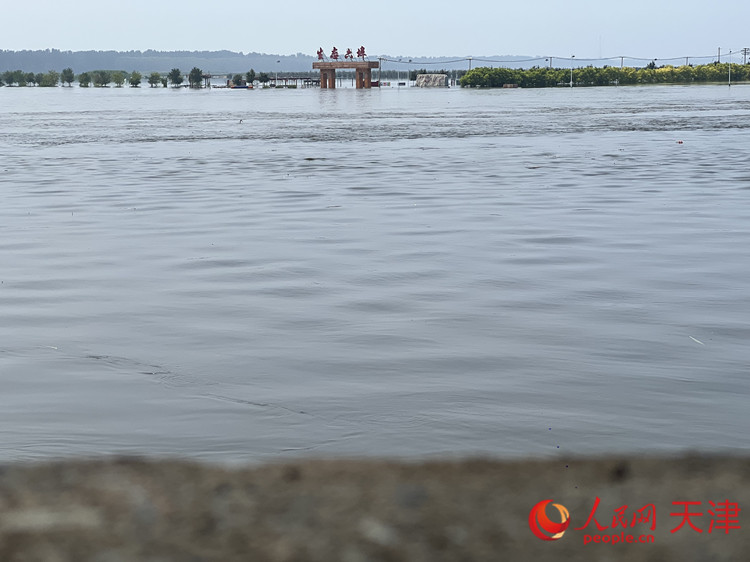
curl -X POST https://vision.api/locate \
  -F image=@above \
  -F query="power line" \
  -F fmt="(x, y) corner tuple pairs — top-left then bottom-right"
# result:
(380, 57), (468, 65)
(380, 50), (747, 68)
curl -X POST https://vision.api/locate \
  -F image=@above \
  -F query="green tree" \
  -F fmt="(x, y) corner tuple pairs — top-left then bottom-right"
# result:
(232, 73), (243, 85)
(246, 69), (256, 83)
(675, 65), (694, 83)
(61, 67), (75, 86)
(693, 64), (710, 82)
(161, 77), (168, 87)
(619, 66), (637, 84)
(26, 72), (37, 86)
(78, 72), (91, 87)
(39, 70), (59, 87)
(655, 65), (676, 83)
(578, 65), (603, 86)
(112, 71), (125, 87)
(168, 68), (183, 86)
(189, 67), (203, 88)
(3, 70), (17, 85)
(733, 63), (750, 81)
(148, 72), (161, 87)
(706, 63), (725, 81)
(129, 71), (142, 87)
(258, 72), (270, 84)
(601, 66), (622, 85)
(93, 70), (112, 87)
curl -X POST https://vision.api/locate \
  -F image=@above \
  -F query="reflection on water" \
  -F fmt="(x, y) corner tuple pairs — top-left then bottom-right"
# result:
(1, 85), (749, 462)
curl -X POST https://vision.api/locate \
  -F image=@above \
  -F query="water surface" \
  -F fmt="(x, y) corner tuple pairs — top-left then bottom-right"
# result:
(1, 84), (749, 462)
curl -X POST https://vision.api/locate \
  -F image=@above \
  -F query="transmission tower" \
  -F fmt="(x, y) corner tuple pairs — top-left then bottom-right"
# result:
(742, 48), (750, 65)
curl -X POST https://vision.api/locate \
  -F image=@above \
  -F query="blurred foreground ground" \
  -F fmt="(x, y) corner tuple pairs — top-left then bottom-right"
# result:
(0, 455), (747, 561)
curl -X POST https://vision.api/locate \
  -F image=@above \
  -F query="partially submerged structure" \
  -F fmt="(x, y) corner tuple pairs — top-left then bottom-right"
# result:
(415, 74), (449, 87)
(312, 60), (380, 89)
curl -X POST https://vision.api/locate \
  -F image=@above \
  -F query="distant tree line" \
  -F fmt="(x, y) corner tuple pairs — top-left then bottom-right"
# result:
(1, 69), (64, 87)
(460, 62), (750, 88)
(1, 67), (146, 87)
(73, 70), (147, 88)
(1, 67), (213, 88)
(1, 66), (277, 88)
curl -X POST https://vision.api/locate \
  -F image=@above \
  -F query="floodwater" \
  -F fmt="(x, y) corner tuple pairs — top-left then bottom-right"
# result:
(1, 84), (749, 463)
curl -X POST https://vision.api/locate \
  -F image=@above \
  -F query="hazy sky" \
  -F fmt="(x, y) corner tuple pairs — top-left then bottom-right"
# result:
(5, 0), (750, 60)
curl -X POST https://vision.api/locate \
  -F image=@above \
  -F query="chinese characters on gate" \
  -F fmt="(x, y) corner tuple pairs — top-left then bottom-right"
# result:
(317, 46), (367, 61)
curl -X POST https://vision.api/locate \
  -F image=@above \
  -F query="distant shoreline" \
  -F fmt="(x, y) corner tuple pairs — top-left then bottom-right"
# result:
(3, 48), (745, 75)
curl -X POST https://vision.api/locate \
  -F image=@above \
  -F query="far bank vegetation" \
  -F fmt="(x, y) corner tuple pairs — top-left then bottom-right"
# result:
(460, 62), (750, 88)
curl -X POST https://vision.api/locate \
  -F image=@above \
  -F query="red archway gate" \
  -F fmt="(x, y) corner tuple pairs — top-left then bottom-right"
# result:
(312, 61), (380, 89)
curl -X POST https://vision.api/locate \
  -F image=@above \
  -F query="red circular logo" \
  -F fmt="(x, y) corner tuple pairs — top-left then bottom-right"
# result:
(529, 500), (571, 541)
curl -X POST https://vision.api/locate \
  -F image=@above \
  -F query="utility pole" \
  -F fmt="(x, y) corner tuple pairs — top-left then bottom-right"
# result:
(718, 47), (721, 63)
(468, 57), (472, 71)
(729, 51), (732, 86)
(685, 57), (689, 66)
(620, 56), (624, 69)
(742, 48), (750, 65)
(570, 55), (575, 87)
